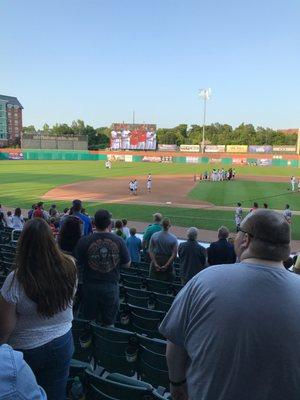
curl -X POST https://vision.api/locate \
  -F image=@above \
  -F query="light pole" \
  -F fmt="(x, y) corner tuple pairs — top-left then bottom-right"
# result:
(199, 88), (211, 153)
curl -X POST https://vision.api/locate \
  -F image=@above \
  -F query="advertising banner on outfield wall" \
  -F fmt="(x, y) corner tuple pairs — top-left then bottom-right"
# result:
(186, 156), (199, 163)
(107, 154), (125, 161)
(226, 145), (248, 153)
(209, 158), (221, 163)
(161, 156), (173, 163)
(205, 145), (226, 153)
(180, 144), (200, 152)
(8, 151), (24, 160)
(248, 145), (272, 153)
(157, 144), (177, 151)
(273, 146), (296, 153)
(257, 158), (272, 166)
(232, 157), (247, 165)
(142, 156), (161, 162)
(124, 155), (133, 162)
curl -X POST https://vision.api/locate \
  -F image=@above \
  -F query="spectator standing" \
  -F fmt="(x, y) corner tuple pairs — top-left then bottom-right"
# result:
(0, 211), (5, 229)
(126, 227), (142, 264)
(32, 202), (49, 220)
(28, 204), (36, 219)
(0, 344), (46, 399)
(114, 220), (127, 240)
(6, 210), (13, 228)
(58, 215), (82, 257)
(12, 208), (25, 230)
(249, 202), (259, 213)
(178, 227), (206, 284)
(142, 213), (162, 252)
(149, 218), (178, 282)
(49, 204), (58, 218)
(159, 210), (300, 400)
(72, 199), (92, 236)
(207, 226), (236, 266)
(283, 204), (292, 224)
(235, 202), (243, 232)
(122, 219), (130, 239)
(0, 218), (77, 400)
(75, 209), (130, 326)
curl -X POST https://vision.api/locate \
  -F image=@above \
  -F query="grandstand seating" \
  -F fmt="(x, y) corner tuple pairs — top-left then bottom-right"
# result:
(71, 319), (170, 391)
(84, 369), (169, 400)
(0, 230), (173, 398)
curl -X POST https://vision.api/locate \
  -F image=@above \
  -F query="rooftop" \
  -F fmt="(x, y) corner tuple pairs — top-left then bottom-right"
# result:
(0, 95), (23, 109)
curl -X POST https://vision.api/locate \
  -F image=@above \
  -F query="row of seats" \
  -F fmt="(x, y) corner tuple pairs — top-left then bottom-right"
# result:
(69, 367), (169, 400)
(72, 319), (169, 389)
(120, 286), (174, 313)
(120, 272), (183, 296)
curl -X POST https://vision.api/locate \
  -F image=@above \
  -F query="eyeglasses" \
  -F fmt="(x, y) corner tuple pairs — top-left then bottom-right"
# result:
(237, 226), (253, 237)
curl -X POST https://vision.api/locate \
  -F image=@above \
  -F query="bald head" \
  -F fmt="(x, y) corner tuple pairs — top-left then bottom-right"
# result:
(235, 209), (291, 262)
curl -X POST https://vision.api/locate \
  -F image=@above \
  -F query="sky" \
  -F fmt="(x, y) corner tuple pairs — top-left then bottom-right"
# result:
(1, 0), (300, 129)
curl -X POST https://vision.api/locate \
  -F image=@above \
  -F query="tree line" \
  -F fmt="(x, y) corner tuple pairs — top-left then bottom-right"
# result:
(23, 121), (297, 148)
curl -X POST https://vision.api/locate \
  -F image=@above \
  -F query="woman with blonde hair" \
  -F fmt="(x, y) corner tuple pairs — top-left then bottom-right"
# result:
(0, 218), (77, 400)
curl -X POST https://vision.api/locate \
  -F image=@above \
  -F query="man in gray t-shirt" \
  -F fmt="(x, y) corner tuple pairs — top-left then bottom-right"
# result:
(149, 218), (178, 282)
(159, 210), (300, 400)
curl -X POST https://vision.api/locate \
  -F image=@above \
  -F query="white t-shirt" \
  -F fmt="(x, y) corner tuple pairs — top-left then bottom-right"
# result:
(122, 226), (130, 239)
(1, 271), (74, 350)
(12, 216), (24, 230)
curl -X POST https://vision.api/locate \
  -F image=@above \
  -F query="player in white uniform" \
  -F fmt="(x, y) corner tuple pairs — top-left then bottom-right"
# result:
(235, 202), (243, 232)
(129, 181), (134, 194)
(283, 204), (292, 224)
(111, 130), (120, 150)
(121, 129), (131, 150)
(291, 176), (296, 191)
(133, 179), (138, 196)
(147, 173), (152, 193)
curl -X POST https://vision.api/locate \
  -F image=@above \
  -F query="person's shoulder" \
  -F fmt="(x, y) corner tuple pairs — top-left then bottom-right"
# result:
(169, 232), (178, 241)
(151, 230), (160, 239)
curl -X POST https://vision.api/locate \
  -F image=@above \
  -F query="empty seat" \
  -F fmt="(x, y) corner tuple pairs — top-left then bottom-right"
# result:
(91, 323), (138, 376)
(72, 318), (92, 363)
(85, 369), (167, 400)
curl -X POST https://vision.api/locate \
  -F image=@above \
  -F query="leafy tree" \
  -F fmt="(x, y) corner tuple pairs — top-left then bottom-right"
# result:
(42, 123), (50, 133)
(71, 119), (85, 135)
(23, 125), (36, 133)
(51, 123), (74, 136)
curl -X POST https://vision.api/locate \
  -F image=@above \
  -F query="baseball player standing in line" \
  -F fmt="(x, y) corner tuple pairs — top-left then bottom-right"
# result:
(147, 173), (152, 193)
(291, 176), (296, 191)
(133, 179), (138, 196)
(235, 202), (243, 232)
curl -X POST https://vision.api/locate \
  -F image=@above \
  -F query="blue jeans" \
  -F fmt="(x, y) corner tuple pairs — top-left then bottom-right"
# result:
(21, 330), (74, 400)
(83, 281), (119, 325)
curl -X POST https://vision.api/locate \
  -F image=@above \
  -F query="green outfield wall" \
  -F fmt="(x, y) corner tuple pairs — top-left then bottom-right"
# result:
(0, 149), (299, 167)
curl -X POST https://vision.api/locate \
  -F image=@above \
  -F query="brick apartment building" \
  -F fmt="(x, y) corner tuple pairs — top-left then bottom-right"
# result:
(0, 94), (23, 146)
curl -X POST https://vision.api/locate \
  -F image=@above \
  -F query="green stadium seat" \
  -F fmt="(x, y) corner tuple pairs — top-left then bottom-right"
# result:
(91, 323), (138, 376)
(72, 318), (92, 363)
(139, 345), (169, 388)
(84, 369), (167, 400)
(137, 334), (166, 355)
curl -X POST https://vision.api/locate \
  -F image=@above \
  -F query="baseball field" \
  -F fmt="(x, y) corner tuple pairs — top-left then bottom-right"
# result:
(1, 160), (300, 239)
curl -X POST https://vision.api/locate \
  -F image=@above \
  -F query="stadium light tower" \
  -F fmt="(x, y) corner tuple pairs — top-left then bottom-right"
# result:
(199, 88), (211, 153)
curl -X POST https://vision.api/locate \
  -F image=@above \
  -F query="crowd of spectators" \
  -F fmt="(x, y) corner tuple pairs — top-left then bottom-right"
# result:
(1, 201), (300, 399)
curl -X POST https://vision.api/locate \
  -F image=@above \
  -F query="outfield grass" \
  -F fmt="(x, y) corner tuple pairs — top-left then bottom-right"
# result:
(189, 180), (299, 210)
(1, 160), (300, 239)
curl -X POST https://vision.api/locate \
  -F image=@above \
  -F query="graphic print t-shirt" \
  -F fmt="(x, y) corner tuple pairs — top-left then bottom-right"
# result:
(75, 232), (130, 284)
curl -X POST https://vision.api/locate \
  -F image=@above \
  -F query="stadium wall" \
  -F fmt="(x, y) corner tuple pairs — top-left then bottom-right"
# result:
(0, 148), (299, 166)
